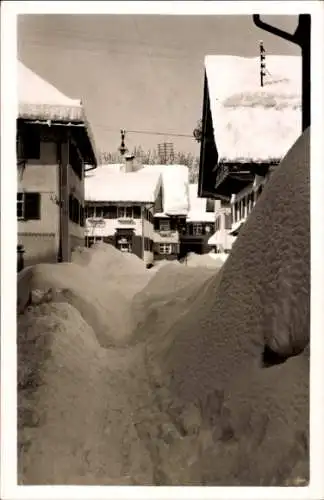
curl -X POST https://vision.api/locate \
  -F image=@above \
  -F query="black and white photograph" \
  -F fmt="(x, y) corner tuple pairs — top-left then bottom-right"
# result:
(1, 1), (324, 498)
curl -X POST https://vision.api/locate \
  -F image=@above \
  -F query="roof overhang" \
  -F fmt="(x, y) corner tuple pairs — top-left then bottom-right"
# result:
(198, 74), (275, 201)
(198, 55), (301, 200)
(18, 117), (97, 168)
(198, 72), (219, 200)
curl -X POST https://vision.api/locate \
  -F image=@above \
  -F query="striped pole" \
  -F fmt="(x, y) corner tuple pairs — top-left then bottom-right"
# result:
(260, 40), (266, 87)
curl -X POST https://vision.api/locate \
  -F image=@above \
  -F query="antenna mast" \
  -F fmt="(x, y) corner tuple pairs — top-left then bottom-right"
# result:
(259, 40), (266, 87)
(119, 129), (128, 157)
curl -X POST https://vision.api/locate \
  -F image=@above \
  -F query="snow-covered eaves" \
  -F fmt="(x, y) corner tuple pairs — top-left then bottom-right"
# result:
(142, 164), (190, 216)
(18, 60), (84, 123)
(18, 60), (98, 166)
(186, 183), (217, 223)
(85, 166), (162, 204)
(205, 55), (302, 163)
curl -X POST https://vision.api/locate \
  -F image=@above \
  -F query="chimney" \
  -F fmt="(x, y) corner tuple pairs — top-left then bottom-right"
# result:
(124, 153), (135, 173)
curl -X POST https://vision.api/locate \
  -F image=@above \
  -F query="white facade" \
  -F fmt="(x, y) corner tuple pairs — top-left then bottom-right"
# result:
(85, 203), (155, 264)
(209, 204), (235, 253)
(85, 163), (162, 264)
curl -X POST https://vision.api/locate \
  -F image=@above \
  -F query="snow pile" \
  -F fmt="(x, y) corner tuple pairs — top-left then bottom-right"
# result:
(141, 129), (309, 485)
(185, 252), (224, 269)
(209, 251), (229, 263)
(131, 262), (219, 345)
(71, 242), (152, 300)
(17, 301), (153, 485)
(24, 262), (132, 348)
(17, 128), (309, 486)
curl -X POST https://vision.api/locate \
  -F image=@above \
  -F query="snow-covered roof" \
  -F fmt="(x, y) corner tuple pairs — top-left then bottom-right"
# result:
(205, 55), (302, 163)
(142, 164), (190, 216)
(85, 165), (162, 203)
(18, 60), (84, 122)
(186, 183), (217, 223)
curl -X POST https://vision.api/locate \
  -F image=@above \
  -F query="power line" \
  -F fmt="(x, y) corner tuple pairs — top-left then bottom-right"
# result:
(93, 125), (194, 139)
(123, 128), (193, 138)
(20, 39), (201, 63)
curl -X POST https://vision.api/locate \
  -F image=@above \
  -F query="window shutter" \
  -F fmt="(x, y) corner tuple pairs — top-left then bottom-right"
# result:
(24, 192), (41, 220)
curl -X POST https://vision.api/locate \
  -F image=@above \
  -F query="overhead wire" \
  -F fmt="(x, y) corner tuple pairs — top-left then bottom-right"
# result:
(92, 125), (194, 138)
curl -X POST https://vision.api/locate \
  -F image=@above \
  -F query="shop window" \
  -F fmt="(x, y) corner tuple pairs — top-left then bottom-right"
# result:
(192, 223), (203, 236)
(159, 243), (172, 255)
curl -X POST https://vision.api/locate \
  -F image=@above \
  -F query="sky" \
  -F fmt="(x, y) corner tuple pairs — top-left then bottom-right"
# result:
(18, 14), (300, 158)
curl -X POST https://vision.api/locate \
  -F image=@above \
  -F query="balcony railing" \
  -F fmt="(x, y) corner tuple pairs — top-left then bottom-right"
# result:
(117, 218), (135, 225)
(159, 230), (176, 237)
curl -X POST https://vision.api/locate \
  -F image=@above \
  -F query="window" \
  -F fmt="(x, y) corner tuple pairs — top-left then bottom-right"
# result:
(159, 220), (170, 232)
(117, 206), (134, 219)
(20, 125), (41, 160)
(235, 202), (240, 222)
(231, 205), (236, 224)
(247, 194), (253, 214)
(119, 242), (132, 253)
(126, 206), (133, 218)
(69, 194), (84, 225)
(242, 197), (247, 218)
(239, 200), (244, 220)
(102, 205), (117, 219)
(224, 213), (232, 230)
(95, 207), (103, 218)
(133, 206), (141, 219)
(192, 223), (203, 236)
(206, 198), (215, 213)
(25, 192), (41, 220)
(69, 141), (83, 180)
(17, 193), (24, 219)
(86, 206), (95, 218)
(86, 236), (103, 248)
(17, 192), (41, 220)
(159, 243), (172, 255)
(86, 237), (95, 248)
